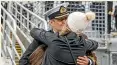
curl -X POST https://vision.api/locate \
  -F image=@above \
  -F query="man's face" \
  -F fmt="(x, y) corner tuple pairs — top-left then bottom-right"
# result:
(49, 16), (68, 32)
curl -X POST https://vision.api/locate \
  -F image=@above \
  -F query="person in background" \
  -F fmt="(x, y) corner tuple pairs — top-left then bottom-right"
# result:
(107, 1), (113, 34)
(114, 5), (117, 31)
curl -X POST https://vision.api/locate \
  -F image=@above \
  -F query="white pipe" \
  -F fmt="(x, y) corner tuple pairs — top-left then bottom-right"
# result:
(1, 5), (26, 52)
(15, 2), (48, 31)
(6, 20), (26, 52)
(6, 46), (16, 65)
(1, 6), (16, 32)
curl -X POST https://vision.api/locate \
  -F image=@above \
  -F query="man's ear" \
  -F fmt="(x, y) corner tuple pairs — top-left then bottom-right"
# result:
(49, 19), (55, 24)
(48, 21), (51, 25)
(49, 20), (52, 24)
(49, 20), (54, 26)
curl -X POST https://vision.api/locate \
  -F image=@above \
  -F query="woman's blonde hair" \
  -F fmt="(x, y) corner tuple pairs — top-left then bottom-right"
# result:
(59, 24), (71, 36)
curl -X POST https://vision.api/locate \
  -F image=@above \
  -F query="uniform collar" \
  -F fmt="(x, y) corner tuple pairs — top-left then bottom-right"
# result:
(65, 32), (78, 40)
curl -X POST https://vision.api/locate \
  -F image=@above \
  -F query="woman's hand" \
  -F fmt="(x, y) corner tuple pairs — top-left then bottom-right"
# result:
(77, 56), (89, 65)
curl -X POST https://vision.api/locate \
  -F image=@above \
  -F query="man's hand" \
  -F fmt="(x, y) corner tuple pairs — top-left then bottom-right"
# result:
(77, 56), (89, 65)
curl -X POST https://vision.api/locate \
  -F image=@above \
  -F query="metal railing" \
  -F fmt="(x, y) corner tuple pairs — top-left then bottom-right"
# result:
(110, 52), (117, 65)
(1, 1), (49, 65)
(1, 5), (26, 65)
(8, 2), (48, 43)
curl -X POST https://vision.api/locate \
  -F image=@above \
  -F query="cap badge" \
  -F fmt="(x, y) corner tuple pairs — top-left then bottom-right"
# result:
(60, 6), (67, 14)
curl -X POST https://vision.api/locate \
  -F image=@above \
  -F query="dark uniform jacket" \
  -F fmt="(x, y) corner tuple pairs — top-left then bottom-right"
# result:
(114, 5), (117, 17)
(30, 28), (98, 65)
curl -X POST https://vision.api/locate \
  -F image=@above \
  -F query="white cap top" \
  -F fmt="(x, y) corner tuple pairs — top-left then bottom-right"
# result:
(67, 11), (95, 33)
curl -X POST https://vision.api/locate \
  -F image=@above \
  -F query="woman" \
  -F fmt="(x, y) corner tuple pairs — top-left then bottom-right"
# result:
(30, 11), (98, 65)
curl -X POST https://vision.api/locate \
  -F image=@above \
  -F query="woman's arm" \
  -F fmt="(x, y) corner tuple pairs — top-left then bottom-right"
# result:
(85, 39), (98, 51)
(78, 33), (98, 51)
(30, 28), (55, 45)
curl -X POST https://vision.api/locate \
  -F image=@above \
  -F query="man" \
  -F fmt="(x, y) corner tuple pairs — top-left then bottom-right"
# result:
(107, 1), (113, 34)
(19, 3), (96, 65)
(114, 5), (117, 31)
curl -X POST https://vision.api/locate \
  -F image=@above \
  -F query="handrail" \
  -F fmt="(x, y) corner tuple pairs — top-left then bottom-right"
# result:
(1, 5), (26, 65)
(6, 20), (26, 52)
(15, 2), (48, 31)
(1, 5), (26, 52)
(7, 46), (16, 65)
(1, 5), (16, 31)
(1, 2), (48, 64)
(8, 2), (49, 45)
